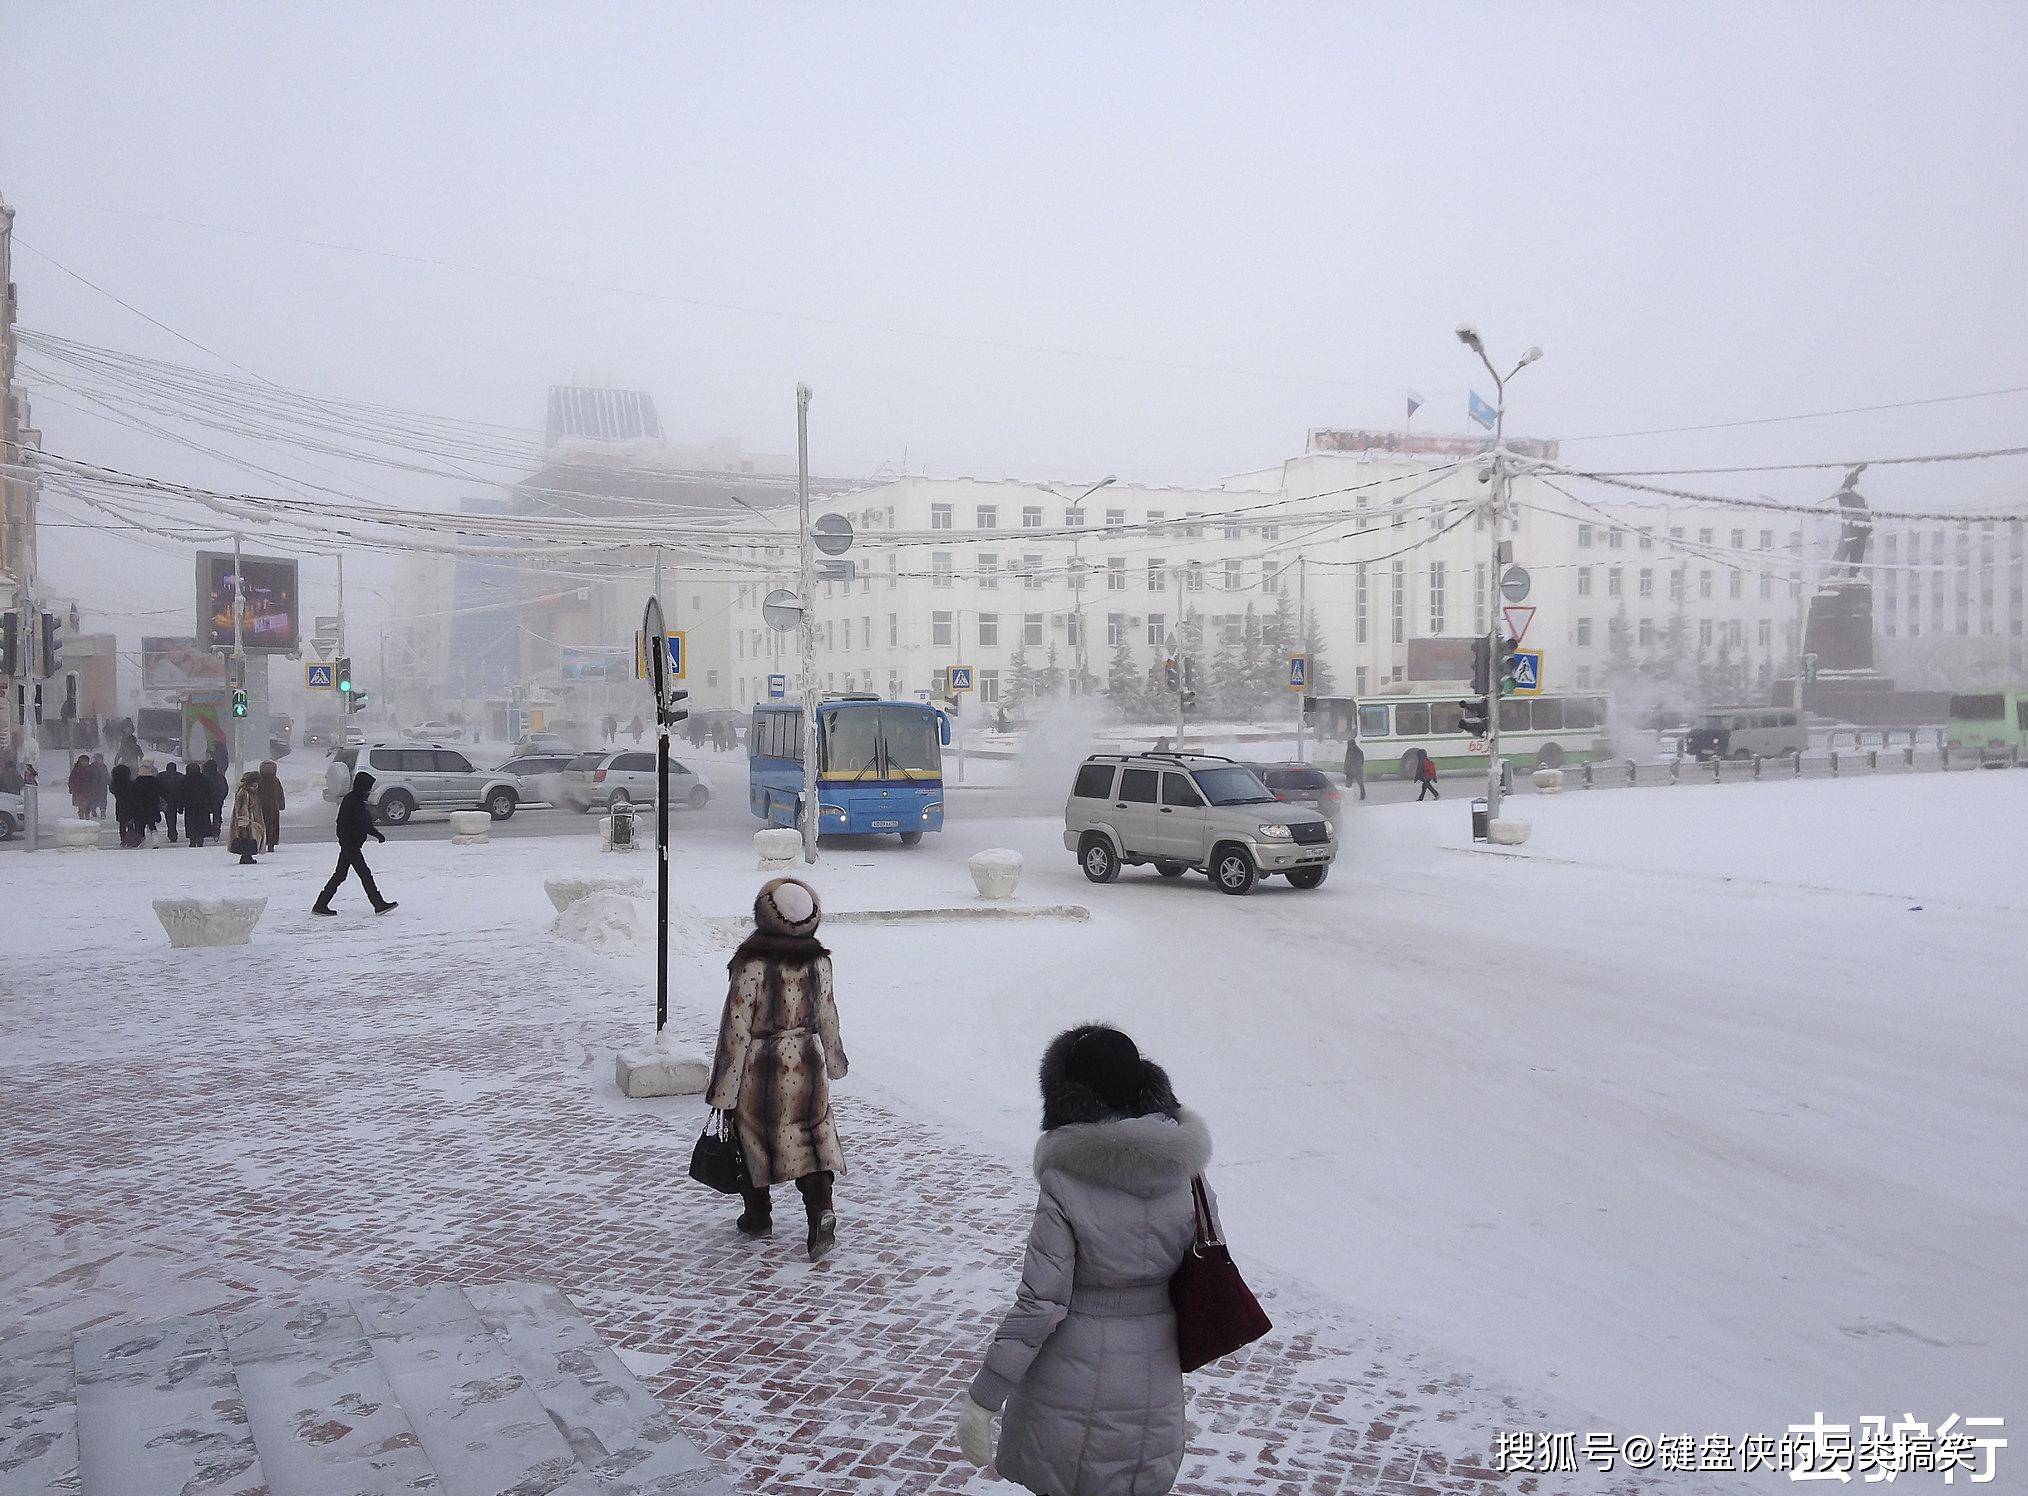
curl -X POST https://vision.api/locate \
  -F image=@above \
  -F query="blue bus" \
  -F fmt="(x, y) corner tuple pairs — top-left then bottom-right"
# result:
(749, 696), (951, 844)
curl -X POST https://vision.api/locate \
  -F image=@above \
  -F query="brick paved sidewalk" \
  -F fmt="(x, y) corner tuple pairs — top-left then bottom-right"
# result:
(0, 889), (1740, 1495)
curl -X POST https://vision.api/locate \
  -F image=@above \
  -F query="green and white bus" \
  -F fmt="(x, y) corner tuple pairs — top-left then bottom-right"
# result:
(1945, 689), (2028, 764)
(1351, 691), (1614, 779)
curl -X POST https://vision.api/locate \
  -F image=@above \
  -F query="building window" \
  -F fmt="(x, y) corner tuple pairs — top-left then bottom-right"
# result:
(1392, 499), (1406, 531)
(1224, 558), (1243, 591)
(1147, 613), (1166, 646)
(1106, 507), (1125, 529)
(978, 613), (999, 647)
(1475, 563), (1486, 632)
(889, 614), (899, 647)
(1731, 529), (1745, 550)
(1759, 529), (1773, 549)
(1022, 505), (1043, 529)
(1608, 567), (1623, 597)
(979, 553), (1000, 589)
(1607, 528), (1625, 550)
(1390, 559), (1406, 645)
(1671, 567), (1686, 602)
(1262, 560), (1279, 591)
(1577, 567), (1593, 597)
(1186, 561), (1205, 592)
(1639, 568), (1653, 597)
(1699, 528), (1714, 546)
(1355, 564), (1368, 644)
(1148, 560), (1167, 591)
(1699, 570), (1713, 600)
(1024, 553), (1044, 590)
(1699, 619), (1714, 646)
(979, 669), (1000, 704)
(1146, 510), (1166, 531)
(1108, 612), (1125, 647)
(1638, 529), (1654, 550)
(1578, 523), (1594, 548)
(977, 505), (998, 529)
(1261, 523), (1279, 541)
(1576, 616), (1593, 646)
(1639, 618), (1655, 646)
(1726, 619), (1743, 645)
(1068, 559), (1086, 592)
(1066, 614), (1082, 647)
(933, 611), (953, 646)
(1758, 618), (1772, 647)
(1024, 613), (1044, 645)
(1065, 506), (1085, 529)
(1759, 573), (1773, 601)
(1576, 666), (1593, 689)
(932, 552), (952, 588)
(1107, 557), (1126, 591)
(1728, 570), (1743, 600)
(931, 503), (953, 530)
(1428, 561), (1446, 634)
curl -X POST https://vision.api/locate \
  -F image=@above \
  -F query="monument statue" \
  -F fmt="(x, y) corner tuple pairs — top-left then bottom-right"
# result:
(1801, 464), (1884, 692)
(1828, 464), (1871, 577)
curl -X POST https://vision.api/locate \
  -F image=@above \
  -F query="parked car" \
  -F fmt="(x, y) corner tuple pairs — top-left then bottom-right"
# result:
(1243, 761), (1344, 822)
(558, 749), (710, 813)
(303, 715), (343, 750)
(324, 743), (524, 823)
(512, 730), (579, 758)
(495, 752), (576, 807)
(0, 790), (20, 841)
(408, 719), (463, 741)
(1063, 751), (1336, 894)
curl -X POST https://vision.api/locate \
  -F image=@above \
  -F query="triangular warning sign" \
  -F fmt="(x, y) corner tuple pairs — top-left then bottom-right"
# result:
(1502, 605), (1536, 645)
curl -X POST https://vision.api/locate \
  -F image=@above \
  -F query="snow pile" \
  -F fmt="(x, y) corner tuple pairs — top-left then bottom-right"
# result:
(551, 890), (645, 952)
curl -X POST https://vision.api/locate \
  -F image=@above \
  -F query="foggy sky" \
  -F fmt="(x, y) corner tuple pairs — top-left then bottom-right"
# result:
(5, 2), (2027, 636)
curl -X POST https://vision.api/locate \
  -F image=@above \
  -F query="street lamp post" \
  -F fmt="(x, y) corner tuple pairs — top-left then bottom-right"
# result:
(1455, 325), (1542, 822)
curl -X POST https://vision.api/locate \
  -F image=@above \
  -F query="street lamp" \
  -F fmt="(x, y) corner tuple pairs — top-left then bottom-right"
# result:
(1453, 325), (1543, 821)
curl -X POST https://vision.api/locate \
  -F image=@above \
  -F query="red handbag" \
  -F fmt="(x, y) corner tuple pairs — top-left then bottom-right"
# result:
(1167, 1176), (1271, 1373)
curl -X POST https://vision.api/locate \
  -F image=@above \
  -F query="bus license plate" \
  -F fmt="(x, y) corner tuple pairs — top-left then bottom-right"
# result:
(871, 818), (899, 829)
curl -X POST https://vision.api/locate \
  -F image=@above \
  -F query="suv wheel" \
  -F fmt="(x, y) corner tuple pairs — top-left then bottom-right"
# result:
(1287, 865), (1328, 890)
(1155, 860), (1188, 878)
(686, 785), (709, 810)
(1080, 834), (1120, 884)
(0, 812), (16, 842)
(485, 788), (517, 821)
(1211, 844), (1257, 895)
(378, 791), (415, 826)
(608, 790), (632, 812)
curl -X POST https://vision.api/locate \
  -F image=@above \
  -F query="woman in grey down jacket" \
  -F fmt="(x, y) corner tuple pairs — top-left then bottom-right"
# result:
(958, 1024), (1215, 1495)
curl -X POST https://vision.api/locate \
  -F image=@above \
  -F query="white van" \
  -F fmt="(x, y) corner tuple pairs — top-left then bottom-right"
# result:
(1683, 707), (1807, 761)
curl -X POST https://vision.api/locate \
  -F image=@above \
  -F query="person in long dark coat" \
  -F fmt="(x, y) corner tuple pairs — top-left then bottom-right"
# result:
(158, 762), (185, 842)
(116, 733), (143, 773)
(203, 760), (231, 842)
(131, 760), (164, 842)
(87, 753), (109, 818)
(183, 761), (215, 848)
(313, 772), (395, 914)
(1344, 738), (1367, 801)
(707, 877), (848, 1260)
(67, 755), (91, 819)
(108, 762), (141, 846)
(256, 760), (285, 848)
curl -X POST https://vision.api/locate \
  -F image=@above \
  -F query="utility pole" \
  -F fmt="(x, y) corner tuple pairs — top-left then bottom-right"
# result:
(1295, 552), (1308, 763)
(1171, 565), (1185, 752)
(796, 383), (818, 864)
(2, 193), (45, 815)
(231, 531), (247, 774)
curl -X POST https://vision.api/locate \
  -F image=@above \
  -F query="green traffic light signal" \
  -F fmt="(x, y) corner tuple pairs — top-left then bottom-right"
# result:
(232, 689), (249, 718)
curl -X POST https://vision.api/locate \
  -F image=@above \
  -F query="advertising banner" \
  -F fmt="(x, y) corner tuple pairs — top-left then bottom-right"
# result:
(142, 636), (228, 695)
(196, 551), (301, 653)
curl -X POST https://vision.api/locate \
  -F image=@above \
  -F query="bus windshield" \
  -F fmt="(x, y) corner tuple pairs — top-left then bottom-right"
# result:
(820, 705), (941, 778)
(1191, 766), (1275, 805)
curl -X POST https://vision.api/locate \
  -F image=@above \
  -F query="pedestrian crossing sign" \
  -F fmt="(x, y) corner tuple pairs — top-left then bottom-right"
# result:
(1512, 650), (1544, 694)
(948, 665), (975, 692)
(306, 662), (335, 689)
(1288, 654), (1308, 691)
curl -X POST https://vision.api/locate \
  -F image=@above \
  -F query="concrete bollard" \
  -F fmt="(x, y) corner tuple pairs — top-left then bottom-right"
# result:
(448, 809), (491, 845)
(153, 896), (267, 949)
(967, 848), (1024, 899)
(55, 818), (100, 851)
(1486, 818), (1531, 847)
(755, 827), (803, 872)
(1531, 767), (1564, 795)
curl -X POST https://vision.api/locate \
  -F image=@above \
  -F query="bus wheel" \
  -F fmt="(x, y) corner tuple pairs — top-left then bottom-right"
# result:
(899, 831), (924, 846)
(1536, 743), (1566, 770)
(1399, 750), (1422, 781)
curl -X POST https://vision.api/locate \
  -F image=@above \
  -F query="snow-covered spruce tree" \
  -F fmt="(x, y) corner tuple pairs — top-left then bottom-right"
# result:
(1301, 606), (1336, 697)
(1105, 636), (1144, 720)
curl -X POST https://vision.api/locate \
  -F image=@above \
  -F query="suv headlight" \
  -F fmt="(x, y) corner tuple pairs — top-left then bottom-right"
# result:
(1257, 822), (1292, 840)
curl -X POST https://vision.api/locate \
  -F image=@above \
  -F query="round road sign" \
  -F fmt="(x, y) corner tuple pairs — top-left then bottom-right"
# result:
(762, 588), (803, 632)
(1501, 565), (1532, 603)
(813, 513), (854, 556)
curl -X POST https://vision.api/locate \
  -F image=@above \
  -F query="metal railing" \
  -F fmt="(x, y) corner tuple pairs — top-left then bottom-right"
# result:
(1572, 742), (2020, 791)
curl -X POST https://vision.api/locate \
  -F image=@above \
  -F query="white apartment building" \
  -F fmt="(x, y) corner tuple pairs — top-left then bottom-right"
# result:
(1871, 516), (2028, 689)
(668, 437), (1833, 718)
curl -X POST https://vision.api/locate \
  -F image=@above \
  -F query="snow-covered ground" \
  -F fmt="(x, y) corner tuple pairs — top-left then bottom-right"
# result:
(6, 767), (2022, 1468)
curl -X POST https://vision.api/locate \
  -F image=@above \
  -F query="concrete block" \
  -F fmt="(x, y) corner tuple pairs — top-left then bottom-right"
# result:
(968, 847), (1024, 900)
(55, 819), (99, 851)
(1487, 818), (1532, 847)
(153, 896), (267, 948)
(448, 810), (491, 845)
(1531, 767), (1565, 794)
(755, 827), (802, 871)
(544, 873), (646, 914)
(615, 1038), (710, 1098)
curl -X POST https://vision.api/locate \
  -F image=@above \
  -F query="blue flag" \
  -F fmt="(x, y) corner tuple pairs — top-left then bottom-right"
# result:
(1468, 390), (1498, 430)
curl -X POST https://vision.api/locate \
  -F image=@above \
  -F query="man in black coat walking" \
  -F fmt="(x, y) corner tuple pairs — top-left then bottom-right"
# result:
(313, 771), (397, 914)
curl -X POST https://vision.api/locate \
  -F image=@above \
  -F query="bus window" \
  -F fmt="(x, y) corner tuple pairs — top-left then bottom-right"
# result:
(2018, 700), (2028, 732)
(1532, 699), (1564, 730)
(749, 710), (763, 750)
(1358, 704), (1391, 739)
(1394, 703), (1430, 735)
(1118, 768), (1159, 803)
(1430, 701), (1465, 735)
(1565, 697), (1600, 729)
(1950, 693), (2005, 721)
(1500, 697), (1532, 730)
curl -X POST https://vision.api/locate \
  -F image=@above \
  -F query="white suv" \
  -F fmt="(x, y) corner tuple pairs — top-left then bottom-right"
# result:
(325, 744), (523, 824)
(1063, 752), (1336, 894)
(558, 749), (710, 813)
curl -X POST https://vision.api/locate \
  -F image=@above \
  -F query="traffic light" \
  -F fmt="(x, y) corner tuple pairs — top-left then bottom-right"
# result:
(660, 687), (690, 728)
(0, 611), (16, 677)
(335, 656), (353, 695)
(1180, 657), (1197, 713)
(232, 688), (249, 718)
(1458, 697), (1489, 736)
(1500, 636), (1525, 696)
(39, 612), (60, 679)
(1470, 637), (1491, 696)
(1163, 657), (1179, 693)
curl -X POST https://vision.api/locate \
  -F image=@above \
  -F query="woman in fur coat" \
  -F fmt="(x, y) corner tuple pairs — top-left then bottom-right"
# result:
(957, 1025), (1214, 1496)
(707, 877), (849, 1261)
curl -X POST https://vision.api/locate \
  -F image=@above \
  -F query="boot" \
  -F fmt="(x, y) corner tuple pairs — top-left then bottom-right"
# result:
(735, 1185), (773, 1239)
(798, 1172), (836, 1262)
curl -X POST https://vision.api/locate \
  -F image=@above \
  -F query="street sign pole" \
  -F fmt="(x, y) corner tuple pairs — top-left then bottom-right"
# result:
(796, 384), (818, 864)
(644, 577), (669, 1037)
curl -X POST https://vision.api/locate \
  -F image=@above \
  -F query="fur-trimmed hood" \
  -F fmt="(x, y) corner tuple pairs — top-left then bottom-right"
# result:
(1033, 1107), (1211, 1197)
(1038, 1024), (1180, 1131)
(729, 929), (830, 969)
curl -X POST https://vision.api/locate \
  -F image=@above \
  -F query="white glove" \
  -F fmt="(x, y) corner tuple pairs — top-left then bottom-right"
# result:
(956, 1396), (997, 1467)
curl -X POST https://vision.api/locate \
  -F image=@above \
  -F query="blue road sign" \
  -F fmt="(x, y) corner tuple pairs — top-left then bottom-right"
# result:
(1512, 650), (1543, 693)
(948, 665), (975, 691)
(663, 631), (686, 679)
(767, 674), (786, 700)
(305, 662), (335, 689)
(1287, 654), (1308, 690)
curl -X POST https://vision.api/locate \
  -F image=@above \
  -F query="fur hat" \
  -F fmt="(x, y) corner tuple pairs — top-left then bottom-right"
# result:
(755, 877), (821, 938)
(1039, 1024), (1180, 1131)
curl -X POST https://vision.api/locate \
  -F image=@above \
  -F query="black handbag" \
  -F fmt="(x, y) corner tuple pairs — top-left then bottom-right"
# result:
(688, 1110), (752, 1195)
(1168, 1175), (1271, 1373)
